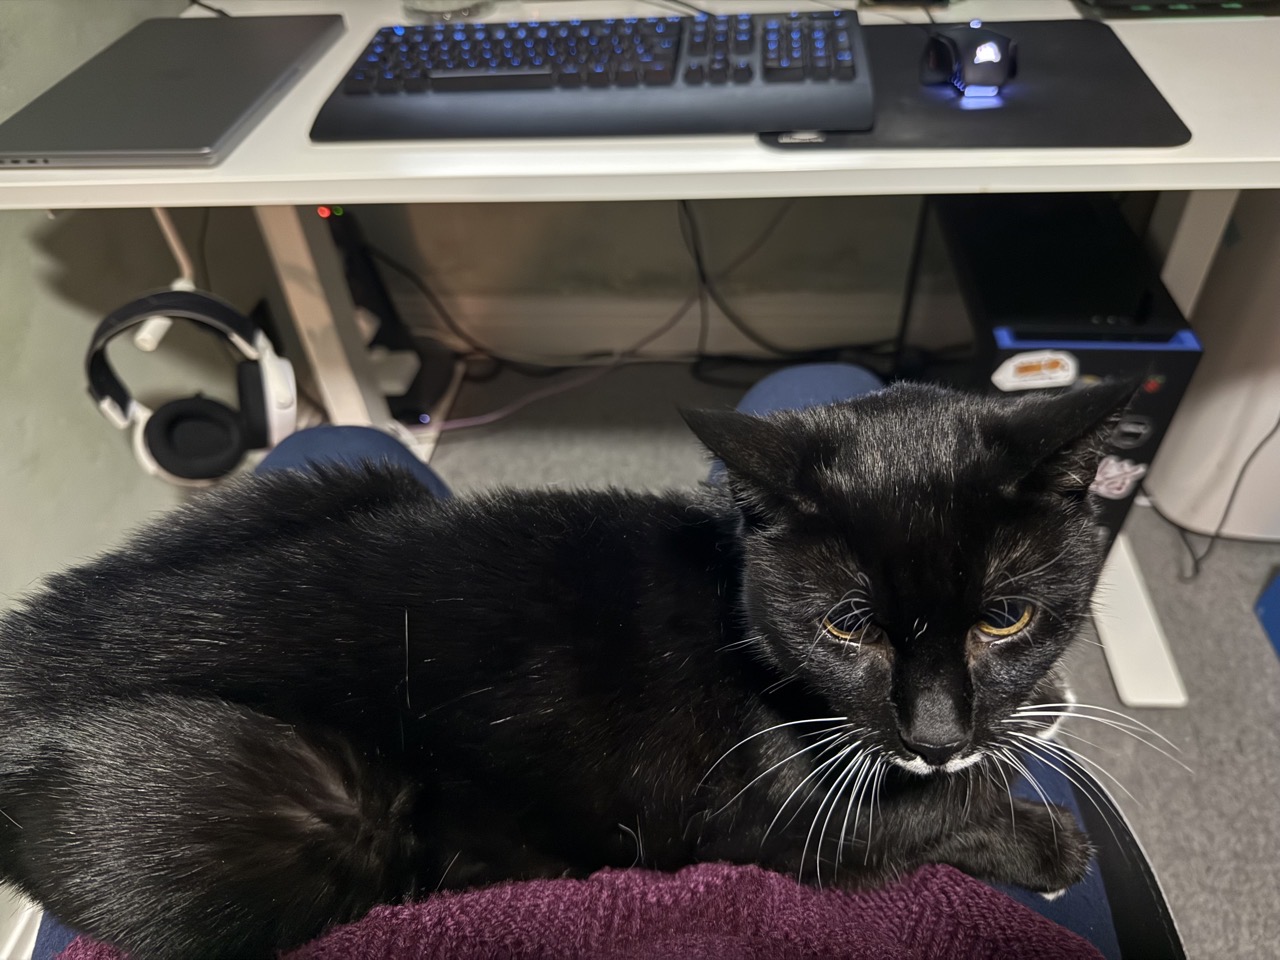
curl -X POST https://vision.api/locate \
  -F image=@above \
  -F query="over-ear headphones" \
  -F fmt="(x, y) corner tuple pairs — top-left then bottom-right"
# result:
(86, 290), (297, 485)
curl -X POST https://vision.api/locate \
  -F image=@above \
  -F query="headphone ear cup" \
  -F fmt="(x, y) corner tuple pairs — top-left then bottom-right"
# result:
(143, 396), (246, 481)
(236, 360), (270, 450)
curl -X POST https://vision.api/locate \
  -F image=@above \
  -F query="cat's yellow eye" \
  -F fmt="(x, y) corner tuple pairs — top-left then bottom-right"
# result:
(822, 618), (880, 644)
(976, 601), (1034, 638)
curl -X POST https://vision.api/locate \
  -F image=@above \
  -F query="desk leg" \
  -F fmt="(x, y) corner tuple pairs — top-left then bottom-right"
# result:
(255, 205), (392, 428)
(1093, 533), (1188, 707)
(1091, 189), (1238, 708)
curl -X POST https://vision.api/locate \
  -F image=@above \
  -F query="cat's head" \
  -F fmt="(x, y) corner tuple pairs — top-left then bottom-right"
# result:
(685, 379), (1132, 776)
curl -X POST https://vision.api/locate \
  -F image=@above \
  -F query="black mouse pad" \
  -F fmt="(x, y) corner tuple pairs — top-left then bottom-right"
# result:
(761, 20), (1190, 150)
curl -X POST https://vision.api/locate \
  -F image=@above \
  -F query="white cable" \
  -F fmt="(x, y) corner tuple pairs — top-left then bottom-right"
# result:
(135, 208), (199, 352)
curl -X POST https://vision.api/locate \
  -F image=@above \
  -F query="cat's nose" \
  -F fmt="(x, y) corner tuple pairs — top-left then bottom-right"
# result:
(901, 736), (967, 767)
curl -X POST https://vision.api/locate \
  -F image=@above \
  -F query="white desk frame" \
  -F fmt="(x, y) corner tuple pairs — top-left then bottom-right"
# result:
(5, 0), (1278, 707)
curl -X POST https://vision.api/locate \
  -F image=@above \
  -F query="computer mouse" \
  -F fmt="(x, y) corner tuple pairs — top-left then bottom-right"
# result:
(921, 21), (1017, 97)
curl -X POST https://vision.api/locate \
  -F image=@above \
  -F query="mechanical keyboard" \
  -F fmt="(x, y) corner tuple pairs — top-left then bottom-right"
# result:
(310, 11), (874, 140)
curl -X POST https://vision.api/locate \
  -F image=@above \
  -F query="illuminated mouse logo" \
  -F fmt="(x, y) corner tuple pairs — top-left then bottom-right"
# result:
(973, 41), (1002, 65)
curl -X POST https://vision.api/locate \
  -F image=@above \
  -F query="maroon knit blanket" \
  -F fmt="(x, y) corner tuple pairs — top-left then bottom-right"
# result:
(59, 862), (1102, 960)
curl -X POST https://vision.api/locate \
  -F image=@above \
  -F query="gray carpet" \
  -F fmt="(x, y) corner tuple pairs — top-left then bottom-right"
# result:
(1064, 507), (1280, 960)
(435, 363), (1280, 960)
(432, 362), (746, 494)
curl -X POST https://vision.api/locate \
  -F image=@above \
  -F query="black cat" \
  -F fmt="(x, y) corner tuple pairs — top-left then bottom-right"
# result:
(0, 380), (1128, 959)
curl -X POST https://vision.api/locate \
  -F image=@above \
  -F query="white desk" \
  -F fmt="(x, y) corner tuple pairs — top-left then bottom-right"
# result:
(4, 0), (1278, 707)
(3, 1), (1279, 208)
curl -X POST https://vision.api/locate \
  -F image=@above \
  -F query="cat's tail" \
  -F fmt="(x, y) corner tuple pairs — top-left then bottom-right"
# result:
(0, 695), (419, 959)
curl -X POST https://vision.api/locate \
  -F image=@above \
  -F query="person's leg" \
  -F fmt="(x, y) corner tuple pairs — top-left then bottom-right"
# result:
(257, 425), (450, 498)
(31, 914), (78, 960)
(726, 364), (1118, 958)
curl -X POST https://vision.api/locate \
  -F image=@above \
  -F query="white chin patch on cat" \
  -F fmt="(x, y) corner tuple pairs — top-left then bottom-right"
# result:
(888, 755), (934, 776)
(941, 751), (985, 773)
(1040, 888), (1068, 902)
(889, 752), (985, 776)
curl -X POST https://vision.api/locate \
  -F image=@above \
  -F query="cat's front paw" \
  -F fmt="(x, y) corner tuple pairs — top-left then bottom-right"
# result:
(933, 800), (1092, 895)
(1015, 803), (1093, 894)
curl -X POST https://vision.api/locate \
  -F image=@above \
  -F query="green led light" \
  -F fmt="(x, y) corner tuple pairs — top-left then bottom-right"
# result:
(333, 206), (344, 216)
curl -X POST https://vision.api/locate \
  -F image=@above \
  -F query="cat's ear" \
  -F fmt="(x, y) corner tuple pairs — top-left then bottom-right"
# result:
(682, 408), (811, 517)
(998, 378), (1138, 496)
(681, 408), (799, 489)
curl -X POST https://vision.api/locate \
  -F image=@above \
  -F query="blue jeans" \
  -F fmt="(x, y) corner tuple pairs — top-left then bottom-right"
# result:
(33, 364), (1117, 960)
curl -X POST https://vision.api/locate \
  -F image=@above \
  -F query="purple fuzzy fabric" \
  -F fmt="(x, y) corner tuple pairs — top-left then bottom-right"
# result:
(59, 862), (1102, 960)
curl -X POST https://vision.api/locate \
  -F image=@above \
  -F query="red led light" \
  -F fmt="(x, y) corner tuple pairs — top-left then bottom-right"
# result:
(317, 205), (332, 219)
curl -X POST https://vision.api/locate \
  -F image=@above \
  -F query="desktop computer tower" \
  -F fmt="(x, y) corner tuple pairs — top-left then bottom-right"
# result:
(898, 193), (1201, 550)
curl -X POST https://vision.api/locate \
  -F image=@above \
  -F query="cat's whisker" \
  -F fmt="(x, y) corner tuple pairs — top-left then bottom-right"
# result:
(829, 611), (873, 633)
(761, 674), (797, 696)
(797, 726), (856, 740)
(836, 745), (879, 867)
(1006, 731), (1142, 806)
(863, 753), (887, 866)
(1005, 735), (1124, 849)
(961, 767), (975, 822)
(988, 544), (1074, 596)
(1008, 730), (1145, 806)
(987, 753), (1018, 835)
(822, 589), (866, 622)
(715, 633), (765, 653)
(709, 727), (851, 814)
(815, 746), (871, 883)
(618, 820), (645, 868)
(803, 624), (828, 666)
(835, 746), (883, 878)
(417, 685), (494, 719)
(803, 743), (871, 886)
(781, 745), (864, 883)
(763, 734), (866, 844)
(1013, 709), (1152, 741)
(986, 593), (1064, 624)
(1009, 710), (1189, 770)
(435, 851), (462, 893)
(698, 716), (848, 788)
(1051, 726), (1130, 757)
(1011, 712), (1152, 767)
(833, 746), (879, 872)
(1020, 702), (1180, 750)
(996, 747), (1059, 850)
(403, 607), (411, 710)
(1009, 717), (1109, 753)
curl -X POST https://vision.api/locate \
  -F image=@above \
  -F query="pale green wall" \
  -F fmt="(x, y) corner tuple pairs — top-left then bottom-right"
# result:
(0, 1), (188, 602)
(351, 196), (920, 356)
(356, 196), (916, 299)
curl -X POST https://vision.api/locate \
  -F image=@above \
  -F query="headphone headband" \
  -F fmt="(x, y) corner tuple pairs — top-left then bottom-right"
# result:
(86, 290), (270, 424)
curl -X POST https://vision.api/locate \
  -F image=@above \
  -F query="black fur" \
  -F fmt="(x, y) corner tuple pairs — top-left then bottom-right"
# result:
(0, 381), (1129, 958)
